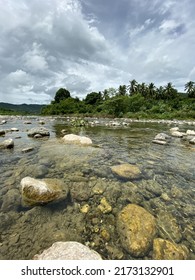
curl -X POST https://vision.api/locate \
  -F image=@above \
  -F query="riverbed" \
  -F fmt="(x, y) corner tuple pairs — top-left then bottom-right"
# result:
(0, 116), (194, 259)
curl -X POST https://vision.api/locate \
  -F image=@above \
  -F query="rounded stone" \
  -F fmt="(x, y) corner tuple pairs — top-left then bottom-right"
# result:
(33, 241), (102, 260)
(111, 163), (141, 179)
(117, 204), (157, 257)
(27, 127), (50, 137)
(20, 177), (69, 206)
(63, 134), (92, 145)
(0, 138), (14, 149)
(153, 238), (189, 260)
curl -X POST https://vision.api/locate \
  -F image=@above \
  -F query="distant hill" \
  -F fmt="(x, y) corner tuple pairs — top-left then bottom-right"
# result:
(0, 102), (45, 115)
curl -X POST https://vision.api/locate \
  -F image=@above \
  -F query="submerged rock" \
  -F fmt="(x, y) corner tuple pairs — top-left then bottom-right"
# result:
(27, 127), (50, 138)
(170, 127), (179, 132)
(111, 163), (141, 179)
(11, 128), (19, 132)
(154, 133), (171, 140)
(0, 120), (7, 125)
(171, 131), (185, 137)
(152, 133), (171, 145)
(189, 137), (195, 144)
(0, 138), (14, 149)
(0, 129), (6, 136)
(22, 147), (34, 153)
(153, 238), (189, 260)
(33, 241), (102, 260)
(152, 140), (167, 145)
(98, 197), (112, 214)
(117, 204), (157, 257)
(63, 134), (92, 145)
(20, 177), (69, 206)
(157, 210), (182, 243)
(1, 189), (20, 212)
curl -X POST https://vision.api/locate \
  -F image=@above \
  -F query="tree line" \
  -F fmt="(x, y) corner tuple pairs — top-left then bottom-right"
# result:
(41, 80), (195, 119)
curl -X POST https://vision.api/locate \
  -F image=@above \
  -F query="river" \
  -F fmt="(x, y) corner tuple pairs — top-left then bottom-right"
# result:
(0, 116), (194, 259)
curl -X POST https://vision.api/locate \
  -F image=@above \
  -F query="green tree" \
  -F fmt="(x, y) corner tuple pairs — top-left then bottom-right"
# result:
(54, 88), (71, 103)
(185, 81), (195, 98)
(118, 85), (127, 96)
(164, 82), (178, 99)
(148, 83), (156, 99)
(84, 92), (102, 105)
(128, 79), (138, 96)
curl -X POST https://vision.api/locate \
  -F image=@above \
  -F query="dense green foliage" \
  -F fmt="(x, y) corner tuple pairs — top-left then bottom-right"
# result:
(41, 81), (195, 119)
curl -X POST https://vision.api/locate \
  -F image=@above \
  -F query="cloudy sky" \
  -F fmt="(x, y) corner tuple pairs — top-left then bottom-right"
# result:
(0, 0), (194, 104)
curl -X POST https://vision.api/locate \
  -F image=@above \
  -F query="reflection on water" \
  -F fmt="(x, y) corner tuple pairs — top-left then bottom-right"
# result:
(0, 117), (195, 260)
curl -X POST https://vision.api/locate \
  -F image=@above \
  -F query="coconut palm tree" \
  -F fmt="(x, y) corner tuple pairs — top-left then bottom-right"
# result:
(164, 82), (178, 99)
(128, 79), (138, 96)
(148, 82), (156, 99)
(185, 81), (195, 97)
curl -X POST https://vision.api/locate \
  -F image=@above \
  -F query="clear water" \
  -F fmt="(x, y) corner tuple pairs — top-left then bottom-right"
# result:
(0, 116), (194, 259)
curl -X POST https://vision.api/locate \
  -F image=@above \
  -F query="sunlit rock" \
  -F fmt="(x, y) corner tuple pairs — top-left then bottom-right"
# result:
(63, 134), (92, 145)
(98, 197), (112, 214)
(171, 131), (185, 137)
(153, 238), (189, 260)
(11, 128), (19, 132)
(20, 177), (69, 206)
(186, 130), (195, 136)
(117, 204), (157, 257)
(0, 138), (14, 149)
(33, 241), (102, 260)
(111, 163), (141, 179)
(189, 137), (195, 144)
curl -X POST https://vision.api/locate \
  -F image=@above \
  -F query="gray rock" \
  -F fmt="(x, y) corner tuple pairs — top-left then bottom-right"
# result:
(33, 241), (102, 260)
(0, 129), (6, 136)
(1, 189), (20, 212)
(154, 133), (171, 140)
(0, 138), (14, 149)
(157, 211), (182, 243)
(186, 130), (195, 136)
(189, 137), (195, 144)
(22, 147), (34, 153)
(171, 131), (185, 137)
(27, 127), (50, 137)
(11, 128), (19, 132)
(152, 140), (167, 145)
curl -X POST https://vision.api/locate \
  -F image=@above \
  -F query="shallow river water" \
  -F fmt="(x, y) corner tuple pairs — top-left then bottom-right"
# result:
(0, 116), (194, 259)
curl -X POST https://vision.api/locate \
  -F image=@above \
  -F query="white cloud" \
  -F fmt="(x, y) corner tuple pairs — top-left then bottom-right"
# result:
(0, 0), (194, 104)
(22, 43), (48, 72)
